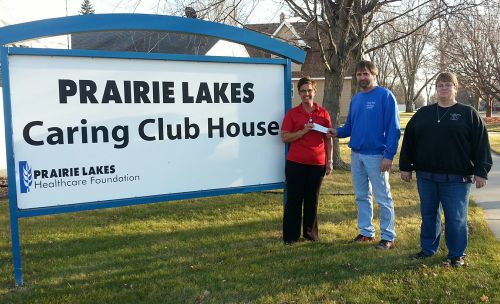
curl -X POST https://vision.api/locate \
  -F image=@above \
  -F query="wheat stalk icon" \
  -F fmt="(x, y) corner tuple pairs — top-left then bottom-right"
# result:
(23, 162), (33, 192)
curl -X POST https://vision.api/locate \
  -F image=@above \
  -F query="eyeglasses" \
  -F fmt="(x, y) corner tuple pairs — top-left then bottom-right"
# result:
(299, 89), (314, 94)
(436, 83), (455, 89)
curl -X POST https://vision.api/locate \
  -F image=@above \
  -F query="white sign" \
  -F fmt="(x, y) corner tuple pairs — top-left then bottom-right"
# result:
(7, 54), (285, 209)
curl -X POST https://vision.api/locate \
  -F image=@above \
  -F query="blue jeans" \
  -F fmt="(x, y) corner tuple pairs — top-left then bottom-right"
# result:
(351, 152), (396, 241)
(416, 175), (471, 259)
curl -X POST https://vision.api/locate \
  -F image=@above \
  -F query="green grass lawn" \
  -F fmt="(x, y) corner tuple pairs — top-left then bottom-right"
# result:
(1, 146), (499, 303)
(399, 112), (414, 129)
(489, 132), (500, 154)
(487, 123), (500, 132)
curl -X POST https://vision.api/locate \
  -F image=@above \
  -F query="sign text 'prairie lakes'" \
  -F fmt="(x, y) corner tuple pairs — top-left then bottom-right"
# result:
(58, 79), (254, 104)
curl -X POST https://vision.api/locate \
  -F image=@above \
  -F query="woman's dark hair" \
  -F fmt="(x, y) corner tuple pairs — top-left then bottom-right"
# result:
(297, 76), (316, 91)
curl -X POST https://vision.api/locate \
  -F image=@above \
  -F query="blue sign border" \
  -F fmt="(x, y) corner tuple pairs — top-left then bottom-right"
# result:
(0, 14), (305, 63)
(0, 14), (305, 287)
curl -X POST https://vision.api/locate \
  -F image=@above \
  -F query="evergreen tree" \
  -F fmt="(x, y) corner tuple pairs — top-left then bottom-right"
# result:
(79, 0), (95, 15)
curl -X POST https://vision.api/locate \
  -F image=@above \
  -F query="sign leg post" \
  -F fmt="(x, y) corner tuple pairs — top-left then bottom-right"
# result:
(9, 212), (23, 287)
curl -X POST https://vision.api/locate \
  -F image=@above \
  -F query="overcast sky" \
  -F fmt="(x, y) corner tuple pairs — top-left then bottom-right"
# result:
(0, 0), (287, 47)
(0, 0), (286, 25)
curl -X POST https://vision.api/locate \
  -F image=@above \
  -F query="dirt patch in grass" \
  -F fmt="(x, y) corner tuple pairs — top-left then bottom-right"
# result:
(0, 176), (8, 199)
(485, 117), (500, 124)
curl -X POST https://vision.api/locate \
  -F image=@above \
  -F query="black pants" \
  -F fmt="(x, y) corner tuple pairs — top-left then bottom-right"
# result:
(283, 160), (326, 243)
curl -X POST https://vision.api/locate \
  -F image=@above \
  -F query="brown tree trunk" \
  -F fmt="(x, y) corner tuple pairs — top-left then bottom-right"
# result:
(473, 94), (480, 110)
(405, 76), (415, 112)
(322, 68), (350, 170)
(405, 99), (415, 113)
(486, 97), (493, 117)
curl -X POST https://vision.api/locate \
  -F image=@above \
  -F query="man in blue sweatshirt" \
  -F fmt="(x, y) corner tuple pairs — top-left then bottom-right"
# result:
(331, 60), (400, 249)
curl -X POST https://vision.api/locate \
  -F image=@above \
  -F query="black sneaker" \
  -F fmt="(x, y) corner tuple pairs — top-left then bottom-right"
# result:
(445, 256), (465, 267)
(352, 234), (374, 242)
(414, 251), (433, 260)
(375, 240), (395, 250)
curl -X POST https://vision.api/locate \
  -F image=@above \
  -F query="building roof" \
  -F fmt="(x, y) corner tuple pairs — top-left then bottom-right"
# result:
(71, 30), (220, 55)
(245, 21), (329, 78)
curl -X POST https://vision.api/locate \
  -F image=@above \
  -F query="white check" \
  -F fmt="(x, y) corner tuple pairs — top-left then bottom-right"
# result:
(312, 123), (329, 134)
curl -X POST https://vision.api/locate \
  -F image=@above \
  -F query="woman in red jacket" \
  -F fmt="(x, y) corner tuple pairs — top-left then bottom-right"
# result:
(281, 76), (333, 245)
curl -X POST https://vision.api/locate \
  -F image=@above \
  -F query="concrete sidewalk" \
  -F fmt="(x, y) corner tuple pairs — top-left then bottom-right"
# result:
(472, 153), (500, 241)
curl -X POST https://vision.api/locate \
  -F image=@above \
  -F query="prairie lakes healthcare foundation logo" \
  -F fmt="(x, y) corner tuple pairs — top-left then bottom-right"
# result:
(19, 161), (33, 193)
(18, 163), (140, 193)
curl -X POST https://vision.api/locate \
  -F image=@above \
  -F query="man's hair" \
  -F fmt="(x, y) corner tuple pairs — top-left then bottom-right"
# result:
(355, 60), (378, 76)
(297, 76), (316, 91)
(436, 72), (458, 88)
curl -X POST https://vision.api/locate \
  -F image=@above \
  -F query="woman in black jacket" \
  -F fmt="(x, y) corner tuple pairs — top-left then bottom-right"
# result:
(399, 72), (492, 267)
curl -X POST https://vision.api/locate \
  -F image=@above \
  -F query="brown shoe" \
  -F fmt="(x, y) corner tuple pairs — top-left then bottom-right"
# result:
(352, 234), (374, 242)
(375, 240), (395, 250)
